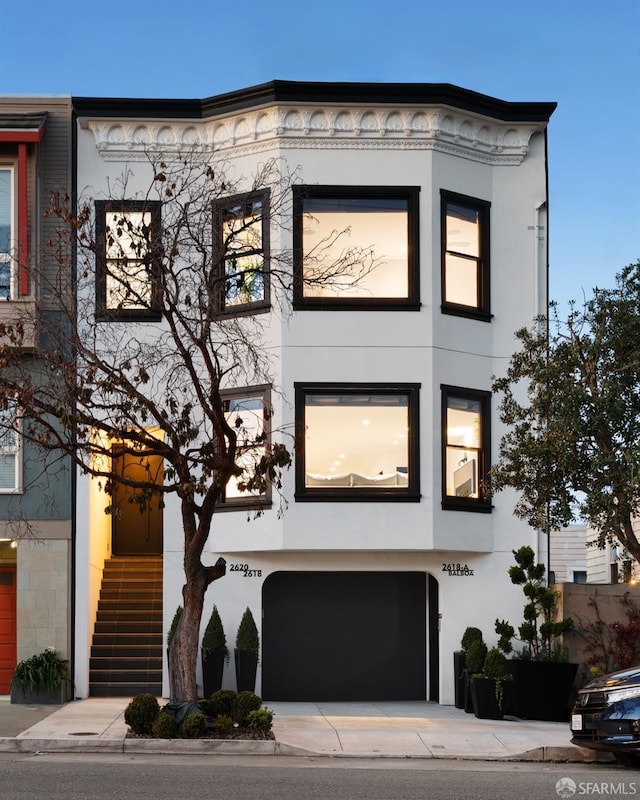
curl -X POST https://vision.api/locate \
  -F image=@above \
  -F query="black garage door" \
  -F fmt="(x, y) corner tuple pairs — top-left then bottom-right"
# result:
(262, 571), (427, 701)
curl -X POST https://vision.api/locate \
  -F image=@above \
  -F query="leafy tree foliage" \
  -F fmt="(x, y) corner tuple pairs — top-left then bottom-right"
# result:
(490, 261), (640, 565)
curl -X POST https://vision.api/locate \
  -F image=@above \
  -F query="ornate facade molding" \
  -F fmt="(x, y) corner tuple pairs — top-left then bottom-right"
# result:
(84, 104), (542, 166)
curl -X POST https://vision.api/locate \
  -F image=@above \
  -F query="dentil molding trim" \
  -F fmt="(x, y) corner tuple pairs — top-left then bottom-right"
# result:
(84, 104), (542, 166)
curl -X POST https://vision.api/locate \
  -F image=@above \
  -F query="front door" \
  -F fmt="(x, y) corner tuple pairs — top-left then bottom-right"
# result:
(0, 566), (17, 693)
(111, 451), (163, 556)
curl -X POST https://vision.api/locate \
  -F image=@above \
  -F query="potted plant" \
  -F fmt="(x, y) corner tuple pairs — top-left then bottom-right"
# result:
(470, 647), (514, 720)
(454, 627), (483, 710)
(11, 647), (70, 704)
(463, 636), (487, 714)
(234, 607), (259, 693)
(495, 545), (578, 721)
(201, 605), (229, 697)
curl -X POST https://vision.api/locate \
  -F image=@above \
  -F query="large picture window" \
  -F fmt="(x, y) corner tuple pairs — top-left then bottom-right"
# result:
(441, 191), (490, 319)
(0, 166), (15, 300)
(295, 383), (420, 501)
(293, 186), (420, 310)
(442, 385), (491, 512)
(220, 386), (270, 508)
(0, 402), (20, 493)
(214, 190), (270, 313)
(95, 200), (162, 320)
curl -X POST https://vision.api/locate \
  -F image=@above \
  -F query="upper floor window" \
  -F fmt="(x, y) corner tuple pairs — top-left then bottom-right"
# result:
(0, 165), (15, 300)
(442, 385), (491, 512)
(0, 402), (21, 493)
(295, 383), (420, 501)
(95, 200), (162, 320)
(213, 190), (270, 313)
(441, 191), (490, 320)
(221, 386), (271, 508)
(293, 186), (420, 310)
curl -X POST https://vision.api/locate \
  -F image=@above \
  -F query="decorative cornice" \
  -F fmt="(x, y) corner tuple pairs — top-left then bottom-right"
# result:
(85, 104), (541, 166)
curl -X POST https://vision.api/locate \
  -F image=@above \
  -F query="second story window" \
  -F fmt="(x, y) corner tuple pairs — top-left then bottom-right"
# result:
(95, 200), (162, 321)
(441, 191), (490, 320)
(0, 165), (15, 300)
(293, 186), (420, 310)
(213, 190), (270, 313)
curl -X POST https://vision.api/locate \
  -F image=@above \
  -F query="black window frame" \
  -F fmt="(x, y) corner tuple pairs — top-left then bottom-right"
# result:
(218, 384), (272, 511)
(95, 199), (162, 321)
(441, 384), (491, 513)
(213, 188), (270, 315)
(294, 382), (421, 502)
(293, 185), (421, 311)
(440, 190), (491, 321)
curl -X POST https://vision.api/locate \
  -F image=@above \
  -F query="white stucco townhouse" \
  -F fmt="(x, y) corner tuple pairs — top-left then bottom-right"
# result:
(71, 81), (556, 704)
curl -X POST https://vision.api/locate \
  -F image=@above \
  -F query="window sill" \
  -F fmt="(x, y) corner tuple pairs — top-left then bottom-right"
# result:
(441, 498), (492, 514)
(295, 491), (421, 503)
(294, 299), (421, 312)
(441, 304), (492, 322)
(0, 298), (37, 349)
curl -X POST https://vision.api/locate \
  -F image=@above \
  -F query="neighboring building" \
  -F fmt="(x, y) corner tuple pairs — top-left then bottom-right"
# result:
(549, 525), (587, 584)
(72, 81), (556, 703)
(0, 97), (73, 694)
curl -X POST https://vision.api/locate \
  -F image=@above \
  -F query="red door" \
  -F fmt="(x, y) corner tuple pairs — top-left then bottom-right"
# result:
(0, 567), (17, 694)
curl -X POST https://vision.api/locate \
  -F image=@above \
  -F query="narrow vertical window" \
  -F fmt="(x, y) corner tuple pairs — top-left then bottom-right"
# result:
(214, 190), (270, 313)
(441, 191), (490, 319)
(442, 386), (491, 511)
(221, 386), (271, 507)
(95, 200), (162, 320)
(0, 402), (20, 492)
(0, 167), (15, 300)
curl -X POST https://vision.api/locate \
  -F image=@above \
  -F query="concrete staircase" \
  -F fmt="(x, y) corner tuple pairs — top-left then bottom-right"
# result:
(89, 556), (163, 697)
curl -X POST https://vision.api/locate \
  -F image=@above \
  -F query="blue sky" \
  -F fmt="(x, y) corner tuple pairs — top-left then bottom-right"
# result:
(2, 0), (638, 311)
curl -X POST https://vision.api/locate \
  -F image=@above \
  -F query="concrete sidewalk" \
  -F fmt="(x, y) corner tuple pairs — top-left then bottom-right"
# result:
(0, 696), (598, 761)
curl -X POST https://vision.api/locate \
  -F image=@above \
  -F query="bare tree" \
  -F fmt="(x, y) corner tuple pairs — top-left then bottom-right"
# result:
(0, 149), (380, 701)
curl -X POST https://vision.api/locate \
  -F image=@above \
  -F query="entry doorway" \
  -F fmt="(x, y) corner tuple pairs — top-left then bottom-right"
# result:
(0, 566), (16, 694)
(111, 450), (163, 556)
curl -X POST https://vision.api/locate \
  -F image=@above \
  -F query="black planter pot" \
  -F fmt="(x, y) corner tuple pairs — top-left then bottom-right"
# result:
(234, 648), (258, 693)
(471, 677), (516, 720)
(10, 680), (69, 705)
(463, 673), (474, 713)
(453, 652), (466, 710)
(201, 649), (226, 698)
(508, 660), (579, 722)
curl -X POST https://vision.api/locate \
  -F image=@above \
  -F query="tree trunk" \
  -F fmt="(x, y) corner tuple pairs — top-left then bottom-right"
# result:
(169, 570), (207, 702)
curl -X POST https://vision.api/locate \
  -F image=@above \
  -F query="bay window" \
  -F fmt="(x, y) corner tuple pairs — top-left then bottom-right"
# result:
(442, 385), (491, 511)
(293, 186), (420, 309)
(213, 190), (270, 313)
(295, 383), (420, 500)
(221, 386), (270, 507)
(441, 191), (490, 319)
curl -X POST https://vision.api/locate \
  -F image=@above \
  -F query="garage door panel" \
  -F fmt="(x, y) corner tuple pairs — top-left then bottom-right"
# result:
(262, 571), (426, 701)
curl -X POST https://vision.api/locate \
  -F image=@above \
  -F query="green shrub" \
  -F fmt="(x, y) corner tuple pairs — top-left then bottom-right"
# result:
(483, 647), (507, 680)
(213, 714), (234, 735)
(246, 708), (273, 733)
(233, 690), (262, 724)
(152, 711), (177, 739)
(181, 712), (207, 739)
(465, 639), (487, 675)
(235, 607), (259, 659)
(12, 647), (68, 693)
(202, 605), (229, 663)
(124, 693), (160, 735)
(203, 689), (237, 718)
(460, 627), (483, 652)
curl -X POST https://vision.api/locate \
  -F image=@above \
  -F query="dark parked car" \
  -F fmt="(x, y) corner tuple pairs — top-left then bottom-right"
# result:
(571, 666), (640, 767)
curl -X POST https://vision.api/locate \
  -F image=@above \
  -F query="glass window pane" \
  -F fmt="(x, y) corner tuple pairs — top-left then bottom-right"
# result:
(104, 211), (153, 310)
(0, 169), (12, 255)
(446, 204), (479, 257)
(225, 255), (265, 305)
(445, 254), (478, 307)
(302, 197), (408, 299)
(224, 395), (265, 499)
(223, 201), (263, 254)
(445, 396), (481, 498)
(445, 450), (478, 498)
(0, 454), (15, 490)
(305, 393), (409, 488)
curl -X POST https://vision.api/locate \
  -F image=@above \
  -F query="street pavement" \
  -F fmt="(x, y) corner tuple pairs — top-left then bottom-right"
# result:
(0, 695), (602, 762)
